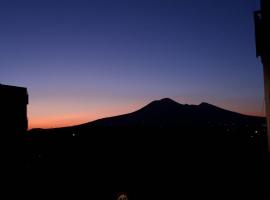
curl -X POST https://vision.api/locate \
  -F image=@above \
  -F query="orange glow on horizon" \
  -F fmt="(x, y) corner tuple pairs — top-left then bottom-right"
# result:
(29, 115), (94, 129)
(29, 109), (264, 130)
(28, 99), (145, 129)
(28, 98), (265, 130)
(29, 112), (128, 129)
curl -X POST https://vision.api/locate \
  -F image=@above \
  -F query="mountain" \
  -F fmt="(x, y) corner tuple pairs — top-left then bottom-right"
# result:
(67, 98), (264, 131)
(24, 98), (268, 198)
(28, 98), (265, 138)
(27, 97), (266, 156)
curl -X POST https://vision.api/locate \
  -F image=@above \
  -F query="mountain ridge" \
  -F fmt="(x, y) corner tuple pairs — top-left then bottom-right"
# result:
(63, 98), (264, 131)
(29, 98), (265, 131)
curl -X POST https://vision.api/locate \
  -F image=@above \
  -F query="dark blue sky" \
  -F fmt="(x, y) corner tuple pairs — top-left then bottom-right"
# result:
(0, 0), (264, 128)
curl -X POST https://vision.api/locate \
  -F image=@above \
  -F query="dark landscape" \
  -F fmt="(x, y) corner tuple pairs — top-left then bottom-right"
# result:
(1, 0), (270, 199)
(8, 98), (268, 199)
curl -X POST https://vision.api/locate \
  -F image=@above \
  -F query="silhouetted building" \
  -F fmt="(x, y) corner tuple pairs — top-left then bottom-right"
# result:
(0, 84), (28, 139)
(254, 0), (270, 152)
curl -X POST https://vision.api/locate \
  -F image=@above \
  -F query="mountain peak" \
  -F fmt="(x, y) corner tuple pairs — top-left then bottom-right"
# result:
(149, 98), (182, 107)
(139, 98), (182, 113)
(156, 98), (178, 104)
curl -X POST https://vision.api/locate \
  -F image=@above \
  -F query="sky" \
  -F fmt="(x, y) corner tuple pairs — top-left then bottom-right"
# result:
(0, 0), (265, 129)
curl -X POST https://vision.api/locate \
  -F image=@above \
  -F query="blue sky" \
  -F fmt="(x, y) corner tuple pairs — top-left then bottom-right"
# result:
(0, 0), (264, 128)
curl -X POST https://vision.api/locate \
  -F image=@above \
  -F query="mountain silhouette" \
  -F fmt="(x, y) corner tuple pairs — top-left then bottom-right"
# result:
(28, 98), (266, 149)
(27, 98), (266, 153)
(24, 98), (267, 199)
(65, 98), (264, 131)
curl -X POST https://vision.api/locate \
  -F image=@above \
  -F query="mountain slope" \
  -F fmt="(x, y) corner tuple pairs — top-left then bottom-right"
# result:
(71, 98), (264, 130)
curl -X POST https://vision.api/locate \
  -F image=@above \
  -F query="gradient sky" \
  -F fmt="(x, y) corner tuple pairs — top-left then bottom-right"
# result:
(0, 0), (265, 129)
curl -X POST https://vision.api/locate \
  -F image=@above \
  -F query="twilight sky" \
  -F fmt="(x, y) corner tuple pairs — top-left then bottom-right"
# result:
(0, 0), (264, 129)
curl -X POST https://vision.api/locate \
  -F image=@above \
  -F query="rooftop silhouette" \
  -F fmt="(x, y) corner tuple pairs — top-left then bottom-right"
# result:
(0, 84), (28, 138)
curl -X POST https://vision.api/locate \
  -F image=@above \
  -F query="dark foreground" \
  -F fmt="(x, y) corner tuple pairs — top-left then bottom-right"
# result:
(3, 127), (269, 200)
